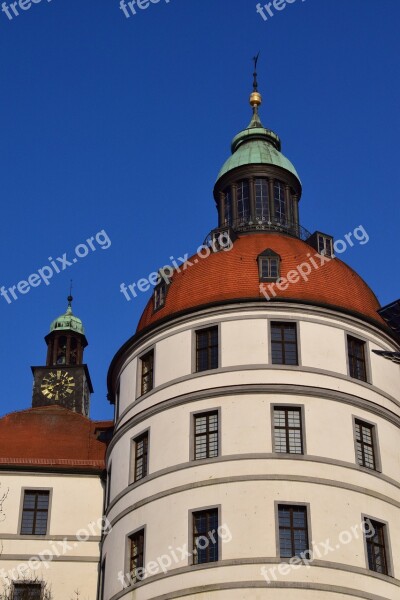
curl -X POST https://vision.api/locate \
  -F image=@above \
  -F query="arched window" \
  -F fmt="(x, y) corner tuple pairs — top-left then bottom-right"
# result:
(56, 336), (67, 365)
(255, 178), (270, 222)
(70, 337), (78, 365)
(237, 180), (250, 223)
(224, 188), (233, 225)
(274, 181), (286, 224)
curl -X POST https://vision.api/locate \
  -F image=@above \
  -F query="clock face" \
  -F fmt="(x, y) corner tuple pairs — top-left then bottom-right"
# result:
(41, 370), (75, 401)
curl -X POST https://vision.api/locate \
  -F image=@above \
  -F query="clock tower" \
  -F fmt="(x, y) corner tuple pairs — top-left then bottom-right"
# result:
(31, 296), (93, 416)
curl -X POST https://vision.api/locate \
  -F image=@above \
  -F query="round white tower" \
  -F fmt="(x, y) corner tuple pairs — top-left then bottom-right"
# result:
(101, 74), (400, 600)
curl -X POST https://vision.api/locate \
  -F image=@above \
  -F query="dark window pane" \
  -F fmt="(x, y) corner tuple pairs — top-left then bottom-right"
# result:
(274, 407), (303, 454)
(365, 520), (388, 575)
(271, 323), (298, 366)
(141, 351), (154, 395)
(237, 180), (250, 223)
(255, 178), (270, 222)
(274, 181), (287, 224)
(278, 505), (309, 558)
(13, 584), (41, 600)
(348, 336), (367, 382)
(355, 420), (376, 470)
(134, 433), (149, 481)
(195, 412), (219, 460)
(20, 491), (50, 535)
(196, 327), (218, 372)
(193, 509), (219, 564)
(129, 529), (145, 583)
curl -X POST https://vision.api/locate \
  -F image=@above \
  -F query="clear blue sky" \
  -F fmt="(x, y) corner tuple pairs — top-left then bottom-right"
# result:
(0, 0), (399, 421)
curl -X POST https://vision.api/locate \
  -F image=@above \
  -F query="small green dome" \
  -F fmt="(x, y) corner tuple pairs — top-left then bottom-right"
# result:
(50, 297), (85, 335)
(216, 111), (300, 183)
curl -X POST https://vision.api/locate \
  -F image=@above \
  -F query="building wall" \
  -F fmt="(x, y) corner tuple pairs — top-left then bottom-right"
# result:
(0, 472), (105, 599)
(103, 303), (400, 600)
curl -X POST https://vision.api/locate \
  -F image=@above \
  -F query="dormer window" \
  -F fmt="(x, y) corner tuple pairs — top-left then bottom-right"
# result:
(154, 280), (168, 312)
(317, 234), (334, 257)
(258, 249), (280, 282)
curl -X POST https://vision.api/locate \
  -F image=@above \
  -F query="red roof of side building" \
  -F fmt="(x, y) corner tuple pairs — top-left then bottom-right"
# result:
(0, 406), (113, 473)
(138, 233), (385, 332)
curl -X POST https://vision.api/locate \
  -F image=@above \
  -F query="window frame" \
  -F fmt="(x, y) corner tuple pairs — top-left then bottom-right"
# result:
(193, 325), (220, 373)
(346, 334), (369, 383)
(362, 515), (392, 577)
(271, 405), (306, 455)
(138, 348), (155, 397)
(317, 234), (334, 257)
(352, 417), (381, 472)
(153, 279), (170, 313)
(126, 526), (146, 586)
(18, 488), (52, 537)
(190, 409), (221, 461)
(12, 583), (43, 600)
(189, 505), (221, 566)
(270, 321), (300, 366)
(258, 249), (280, 283)
(130, 429), (150, 483)
(275, 502), (311, 560)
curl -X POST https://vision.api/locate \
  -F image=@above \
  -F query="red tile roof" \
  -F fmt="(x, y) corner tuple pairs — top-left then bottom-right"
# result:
(0, 406), (113, 473)
(138, 233), (384, 332)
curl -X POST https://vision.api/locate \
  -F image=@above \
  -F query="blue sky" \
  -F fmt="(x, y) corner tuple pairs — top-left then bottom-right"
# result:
(0, 0), (398, 421)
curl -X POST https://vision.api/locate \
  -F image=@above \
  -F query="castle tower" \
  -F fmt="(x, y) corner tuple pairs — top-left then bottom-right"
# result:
(100, 70), (400, 599)
(31, 296), (93, 416)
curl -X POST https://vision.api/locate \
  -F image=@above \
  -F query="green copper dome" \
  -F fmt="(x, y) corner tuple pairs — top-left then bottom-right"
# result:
(50, 297), (85, 335)
(216, 97), (300, 183)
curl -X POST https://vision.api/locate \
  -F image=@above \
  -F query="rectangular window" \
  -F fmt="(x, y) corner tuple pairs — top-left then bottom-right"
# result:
(194, 412), (219, 460)
(196, 327), (219, 372)
(237, 180), (250, 222)
(274, 181), (287, 224)
(278, 505), (309, 558)
(13, 584), (42, 600)
(193, 509), (219, 564)
(355, 420), (376, 470)
(365, 519), (389, 575)
(255, 178), (270, 222)
(154, 282), (167, 312)
(274, 407), (303, 454)
(271, 322), (298, 365)
(348, 336), (367, 382)
(20, 490), (50, 535)
(129, 529), (145, 583)
(260, 257), (279, 280)
(317, 234), (333, 257)
(140, 351), (154, 395)
(134, 432), (149, 481)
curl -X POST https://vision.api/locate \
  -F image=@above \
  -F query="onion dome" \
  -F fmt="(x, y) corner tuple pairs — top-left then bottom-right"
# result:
(217, 93), (300, 183)
(50, 295), (85, 336)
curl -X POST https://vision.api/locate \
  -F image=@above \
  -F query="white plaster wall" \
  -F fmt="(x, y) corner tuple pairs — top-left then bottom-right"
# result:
(0, 473), (104, 599)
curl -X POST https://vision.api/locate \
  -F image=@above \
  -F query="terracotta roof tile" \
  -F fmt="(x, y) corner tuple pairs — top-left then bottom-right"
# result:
(138, 233), (384, 332)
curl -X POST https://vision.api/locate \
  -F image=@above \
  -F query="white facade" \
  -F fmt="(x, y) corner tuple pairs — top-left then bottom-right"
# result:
(0, 471), (105, 599)
(102, 302), (400, 599)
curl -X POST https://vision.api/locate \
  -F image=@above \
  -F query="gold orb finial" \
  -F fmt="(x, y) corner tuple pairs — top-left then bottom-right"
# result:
(250, 91), (262, 108)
